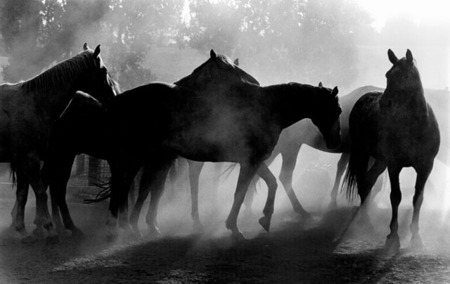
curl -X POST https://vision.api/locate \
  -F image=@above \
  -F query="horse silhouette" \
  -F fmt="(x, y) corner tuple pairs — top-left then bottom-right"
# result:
(343, 49), (440, 253)
(42, 50), (262, 237)
(0, 43), (118, 243)
(101, 76), (340, 240)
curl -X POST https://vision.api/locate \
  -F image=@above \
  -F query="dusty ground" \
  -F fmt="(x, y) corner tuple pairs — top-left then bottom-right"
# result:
(0, 185), (449, 284)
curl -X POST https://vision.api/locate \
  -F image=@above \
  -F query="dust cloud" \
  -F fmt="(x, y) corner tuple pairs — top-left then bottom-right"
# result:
(0, 0), (448, 264)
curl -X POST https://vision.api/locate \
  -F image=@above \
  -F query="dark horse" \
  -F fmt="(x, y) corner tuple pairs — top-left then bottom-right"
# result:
(343, 49), (440, 253)
(182, 86), (382, 230)
(41, 50), (258, 237)
(104, 79), (340, 240)
(1, 43), (117, 242)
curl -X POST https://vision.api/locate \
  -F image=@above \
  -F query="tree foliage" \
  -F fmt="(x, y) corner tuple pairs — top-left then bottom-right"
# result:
(0, 0), (372, 88)
(182, 0), (371, 86)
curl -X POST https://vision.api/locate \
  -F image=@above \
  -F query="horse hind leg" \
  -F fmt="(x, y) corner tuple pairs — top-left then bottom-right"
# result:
(225, 163), (259, 240)
(144, 162), (172, 238)
(129, 168), (152, 238)
(257, 163), (278, 232)
(279, 149), (310, 218)
(329, 153), (349, 209)
(409, 162), (433, 249)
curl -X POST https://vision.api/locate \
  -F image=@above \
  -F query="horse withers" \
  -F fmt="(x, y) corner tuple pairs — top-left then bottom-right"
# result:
(343, 49), (440, 253)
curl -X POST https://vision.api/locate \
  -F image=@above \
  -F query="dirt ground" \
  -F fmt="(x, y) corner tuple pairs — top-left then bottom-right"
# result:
(0, 185), (450, 284)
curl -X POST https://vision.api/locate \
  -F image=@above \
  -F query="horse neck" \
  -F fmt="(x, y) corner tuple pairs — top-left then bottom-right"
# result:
(22, 56), (93, 121)
(263, 83), (317, 129)
(382, 83), (429, 119)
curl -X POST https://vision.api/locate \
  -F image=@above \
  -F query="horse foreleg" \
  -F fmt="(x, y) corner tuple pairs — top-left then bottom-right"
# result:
(188, 160), (204, 231)
(257, 163), (278, 232)
(385, 166), (402, 253)
(12, 175), (29, 238)
(225, 163), (259, 240)
(279, 148), (310, 218)
(329, 153), (349, 209)
(410, 162), (433, 248)
(145, 163), (171, 238)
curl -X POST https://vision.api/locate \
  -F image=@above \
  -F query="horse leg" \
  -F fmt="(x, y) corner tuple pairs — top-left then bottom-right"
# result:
(329, 153), (349, 209)
(128, 172), (150, 238)
(257, 163), (278, 232)
(359, 160), (387, 224)
(106, 163), (140, 241)
(385, 165), (402, 253)
(188, 160), (204, 231)
(279, 147), (310, 218)
(243, 177), (257, 218)
(409, 162), (433, 249)
(12, 175), (30, 238)
(225, 162), (259, 240)
(129, 162), (167, 238)
(49, 155), (83, 237)
(144, 162), (172, 238)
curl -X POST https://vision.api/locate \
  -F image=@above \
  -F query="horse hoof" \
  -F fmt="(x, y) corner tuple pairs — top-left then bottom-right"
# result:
(32, 228), (46, 239)
(409, 235), (423, 250)
(146, 226), (161, 239)
(21, 235), (38, 244)
(193, 222), (204, 234)
(258, 216), (271, 232)
(46, 235), (60, 245)
(384, 235), (401, 255)
(71, 228), (85, 239)
(231, 231), (246, 241)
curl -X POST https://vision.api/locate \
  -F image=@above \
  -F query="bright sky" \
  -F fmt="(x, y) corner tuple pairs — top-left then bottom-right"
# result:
(357, 0), (450, 31)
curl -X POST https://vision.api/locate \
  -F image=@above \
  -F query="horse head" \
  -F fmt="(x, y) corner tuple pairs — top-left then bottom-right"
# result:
(174, 49), (260, 90)
(311, 83), (341, 149)
(78, 43), (119, 104)
(385, 49), (421, 91)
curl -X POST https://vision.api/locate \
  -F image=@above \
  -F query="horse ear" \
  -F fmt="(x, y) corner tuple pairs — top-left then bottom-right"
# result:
(234, 58), (239, 66)
(210, 49), (217, 59)
(318, 82), (323, 88)
(332, 86), (339, 97)
(406, 49), (414, 63)
(388, 49), (398, 64)
(94, 45), (101, 58)
(83, 43), (89, 51)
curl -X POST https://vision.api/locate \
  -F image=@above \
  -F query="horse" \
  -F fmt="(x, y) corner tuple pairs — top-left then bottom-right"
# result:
(103, 79), (340, 240)
(343, 49), (440, 253)
(0, 43), (118, 243)
(41, 50), (260, 237)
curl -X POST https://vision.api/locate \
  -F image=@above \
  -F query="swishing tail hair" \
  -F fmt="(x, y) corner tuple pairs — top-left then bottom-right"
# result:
(84, 177), (111, 203)
(342, 146), (369, 201)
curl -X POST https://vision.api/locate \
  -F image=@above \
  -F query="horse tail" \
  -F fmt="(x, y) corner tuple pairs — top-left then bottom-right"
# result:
(342, 142), (369, 201)
(219, 163), (239, 179)
(84, 179), (111, 203)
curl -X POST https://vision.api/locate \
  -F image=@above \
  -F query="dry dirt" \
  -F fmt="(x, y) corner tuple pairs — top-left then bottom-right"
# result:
(0, 188), (449, 284)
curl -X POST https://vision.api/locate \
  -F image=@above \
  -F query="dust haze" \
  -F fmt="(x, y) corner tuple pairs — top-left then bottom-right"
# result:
(0, 0), (449, 274)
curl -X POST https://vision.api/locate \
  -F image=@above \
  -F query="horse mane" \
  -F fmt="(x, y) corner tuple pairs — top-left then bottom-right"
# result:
(21, 50), (97, 94)
(174, 52), (260, 86)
